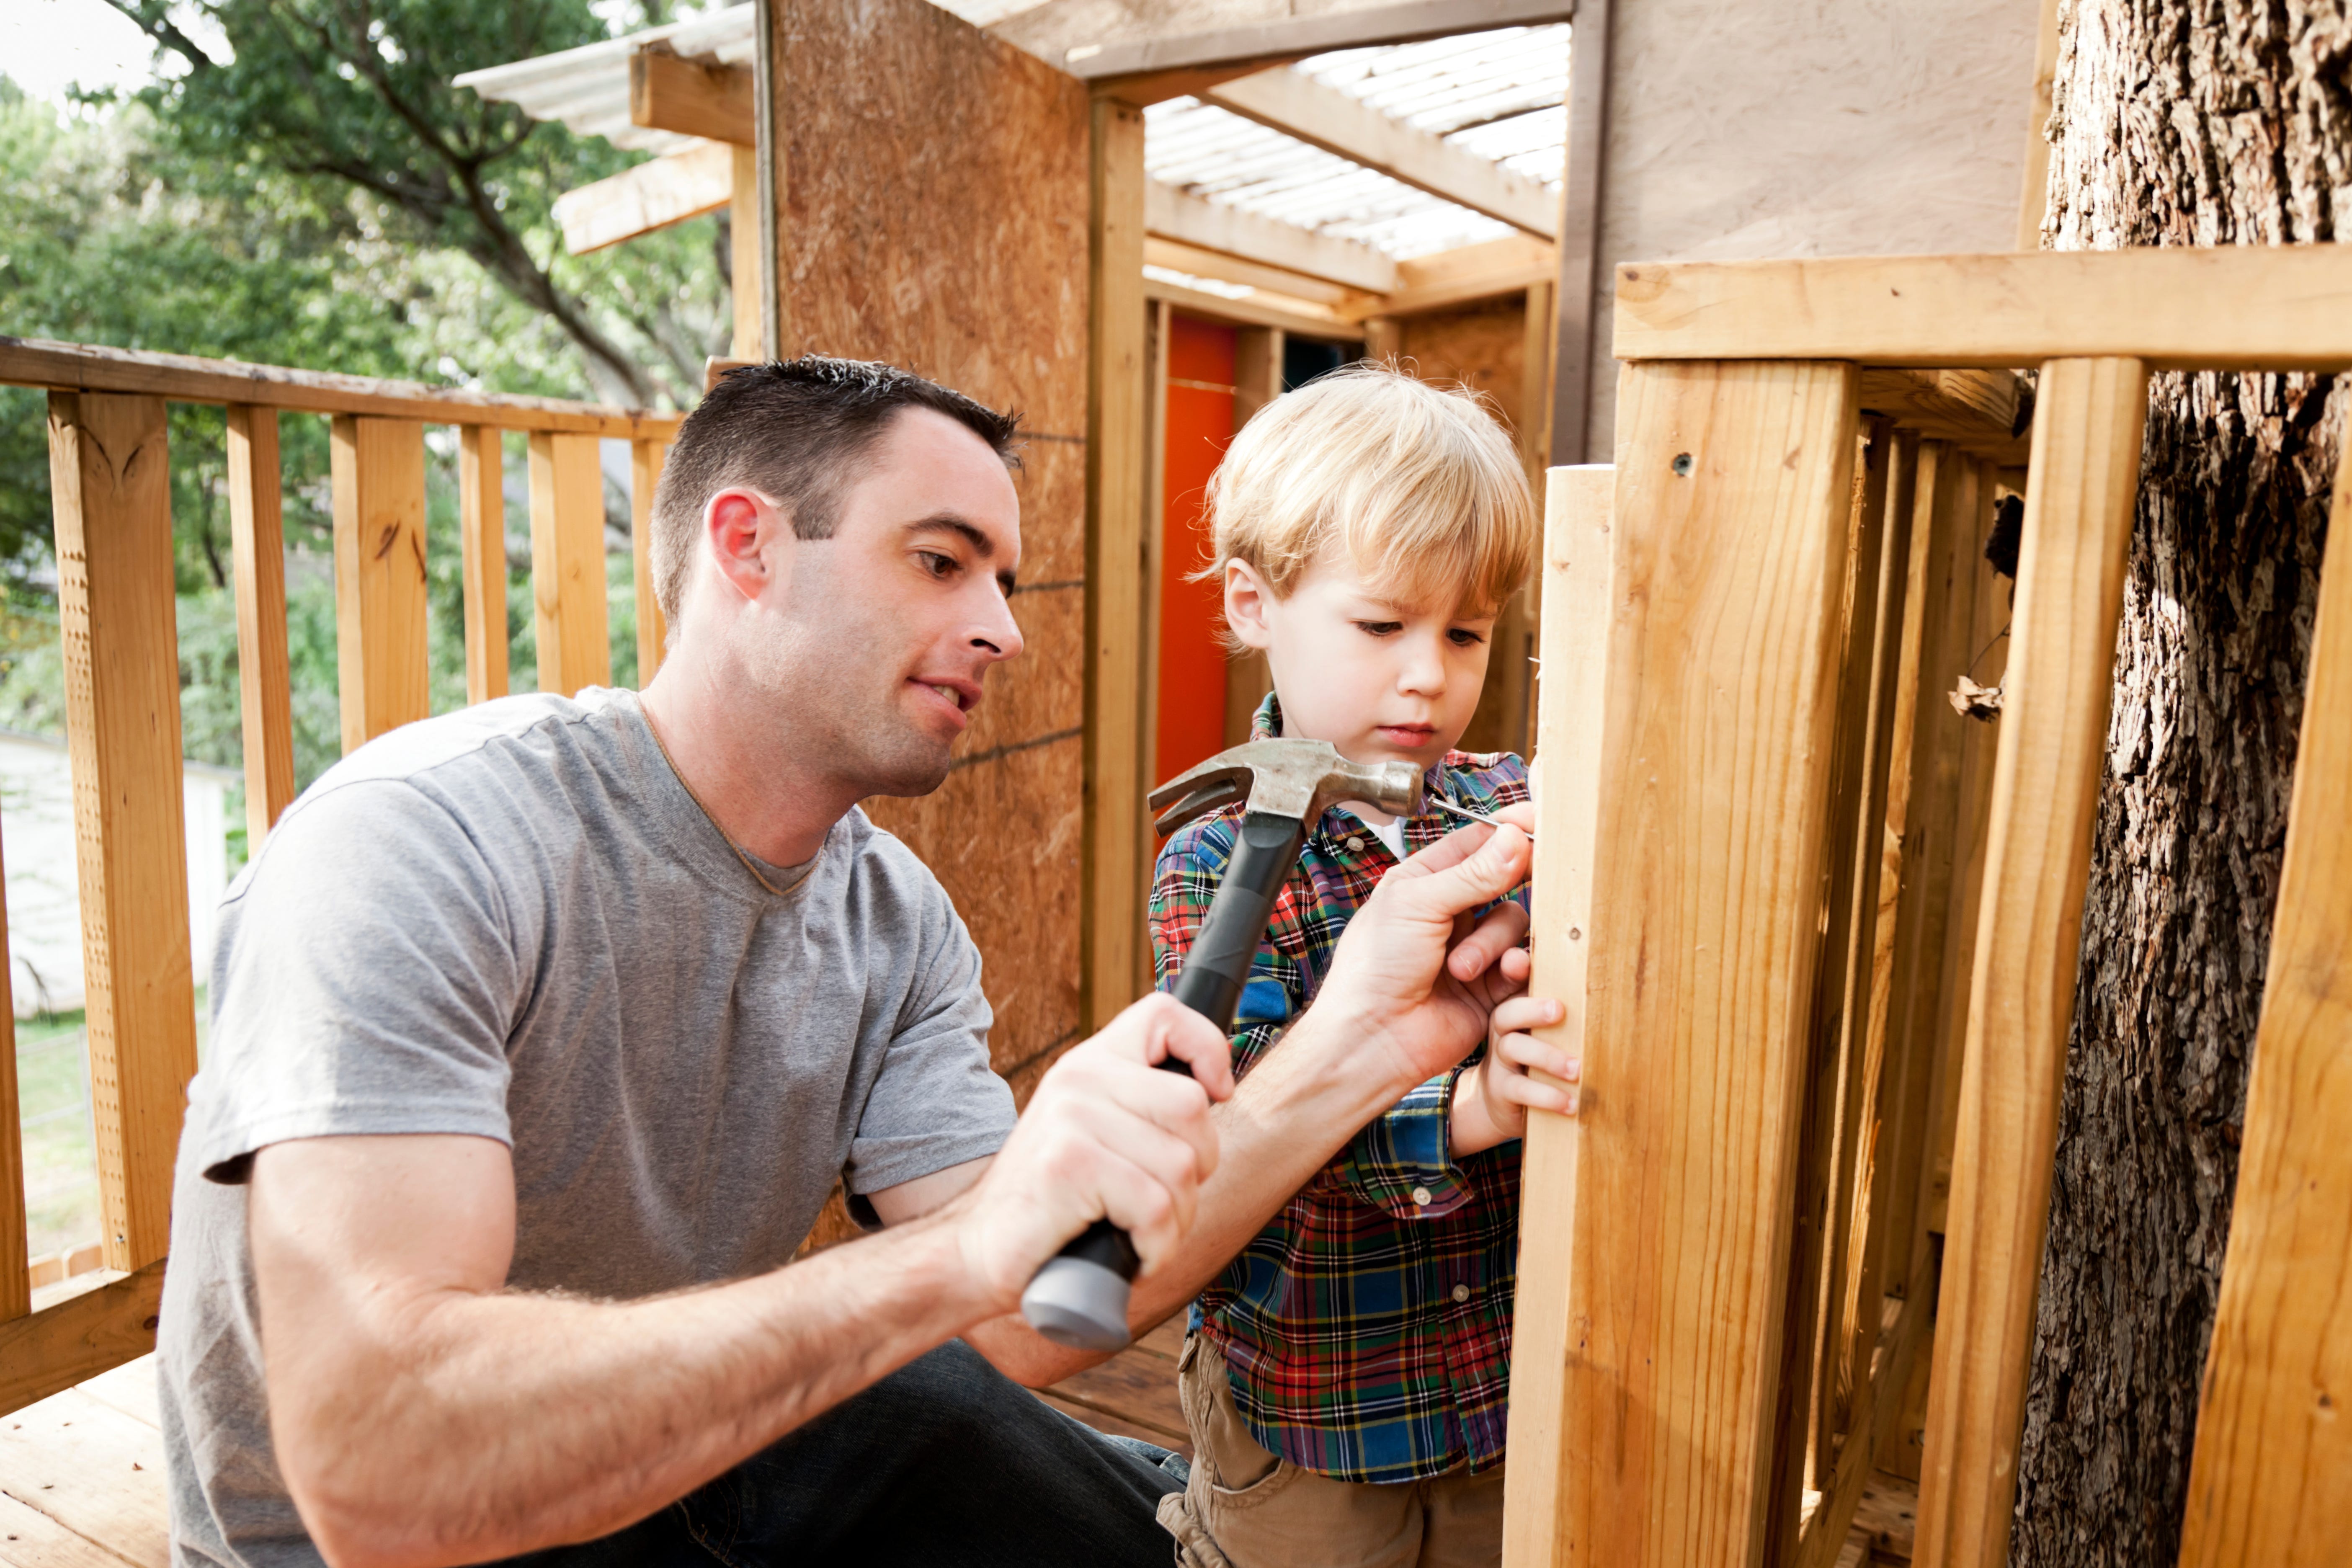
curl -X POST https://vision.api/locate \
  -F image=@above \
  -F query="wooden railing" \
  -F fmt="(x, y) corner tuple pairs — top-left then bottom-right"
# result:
(0, 337), (683, 1415)
(1504, 248), (2352, 1568)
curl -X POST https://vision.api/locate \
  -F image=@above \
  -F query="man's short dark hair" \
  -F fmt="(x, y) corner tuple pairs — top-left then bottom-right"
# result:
(650, 355), (1022, 622)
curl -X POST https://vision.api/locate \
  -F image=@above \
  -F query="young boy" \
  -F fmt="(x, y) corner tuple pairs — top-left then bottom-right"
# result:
(1151, 365), (1575, 1568)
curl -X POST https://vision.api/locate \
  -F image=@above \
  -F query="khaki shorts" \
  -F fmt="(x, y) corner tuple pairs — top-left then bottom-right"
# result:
(1157, 1333), (1504, 1568)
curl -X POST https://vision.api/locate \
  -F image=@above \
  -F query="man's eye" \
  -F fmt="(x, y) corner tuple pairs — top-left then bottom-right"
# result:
(1354, 621), (1402, 637)
(918, 552), (957, 578)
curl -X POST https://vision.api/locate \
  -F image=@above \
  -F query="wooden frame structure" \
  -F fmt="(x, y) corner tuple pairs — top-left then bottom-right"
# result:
(1505, 245), (2352, 1568)
(0, 337), (678, 1414)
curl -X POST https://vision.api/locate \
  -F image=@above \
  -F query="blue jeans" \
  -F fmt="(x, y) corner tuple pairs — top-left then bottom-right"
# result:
(505, 1339), (1185, 1567)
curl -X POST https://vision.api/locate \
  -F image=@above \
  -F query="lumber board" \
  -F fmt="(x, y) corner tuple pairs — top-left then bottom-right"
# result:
(0, 337), (679, 441)
(45, 394), (197, 1274)
(226, 407), (297, 843)
(0, 1264), (163, 1418)
(1498, 463), (1613, 1568)
(628, 45), (754, 145)
(2017, 0), (2062, 252)
(1142, 237), (1363, 308)
(1856, 369), (2028, 465)
(1070, 0), (1574, 95)
(1137, 300), (1170, 998)
(0, 823), (18, 1323)
(1204, 69), (1558, 239)
(1139, 275), (1363, 340)
(1340, 235), (1558, 321)
(554, 139), (734, 256)
(1913, 356), (2148, 1568)
(0, 1485), (144, 1568)
(1545, 0), (1608, 466)
(527, 431), (613, 699)
(71, 1357), (160, 1431)
(330, 416), (431, 752)
(0, 1385), (166, 1564)
(1083, 97), (1151, 1032)
(1612, 249), (2352, 371)
(631, 440), (668, 686)
(1515, 362), (1862, 1568)
(1145, 181), (1398, 295)
(2173, 423), (2352, 1568)
(729, 143), (760, 361)
(457, 425), (509, 707)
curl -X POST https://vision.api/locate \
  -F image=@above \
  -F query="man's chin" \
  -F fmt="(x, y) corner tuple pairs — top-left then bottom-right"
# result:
(854, 737), (956, 800)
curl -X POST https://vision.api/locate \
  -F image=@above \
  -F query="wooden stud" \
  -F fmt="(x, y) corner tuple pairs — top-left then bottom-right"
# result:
(330, 415), (431, 752)
(1148, 181), (1399, 295)
(632, 440), (669, 685)
(46, 392), (199, 1273)
(1363, 316), (1402, 364)
(1222, 327), (1283, 750)
(458, 425), (509, 707)
(0, 1261), (164, 1417)
(1065, 0), (1573, 88)
(2173, 427), (2352, 1568)
(730, 143), (762, 362)
(0, 816), (20, 1321)
(1137, 299), (1173, 998)
(1082, 95), (1151, 1032)
(629, 46), (755, 144)
(527, 431), (612, 699)
(226, 405), (297, 841)
(1506, 361), (1862, 1568)
(1499, 462), (1614, 1568)
(1913, 356), (2148, 1568)
(2017, 0), (2062, 252)
(552, 139), (735, 256)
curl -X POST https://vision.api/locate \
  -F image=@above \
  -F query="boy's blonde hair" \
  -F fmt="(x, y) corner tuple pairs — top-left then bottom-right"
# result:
(1202, 363), (1537, 624)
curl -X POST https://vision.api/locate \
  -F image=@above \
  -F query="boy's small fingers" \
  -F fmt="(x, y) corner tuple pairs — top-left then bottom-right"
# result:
(1503, 1076), (1576, 1114)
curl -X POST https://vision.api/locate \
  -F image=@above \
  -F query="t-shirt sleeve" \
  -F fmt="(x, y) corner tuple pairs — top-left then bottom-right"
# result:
(841, 867), (1015, 1197)
(188, 779), (526, 1184)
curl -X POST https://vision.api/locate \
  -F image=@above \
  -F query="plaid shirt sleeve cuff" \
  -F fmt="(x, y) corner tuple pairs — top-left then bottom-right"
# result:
(1337, 1069), (1474, 1219)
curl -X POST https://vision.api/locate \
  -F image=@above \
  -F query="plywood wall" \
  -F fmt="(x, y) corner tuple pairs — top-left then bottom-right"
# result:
(769, 0), (1092, 1103)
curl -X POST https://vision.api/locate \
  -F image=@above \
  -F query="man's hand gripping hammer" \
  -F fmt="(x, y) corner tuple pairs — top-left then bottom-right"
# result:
(1019, 738), (1423, 1350)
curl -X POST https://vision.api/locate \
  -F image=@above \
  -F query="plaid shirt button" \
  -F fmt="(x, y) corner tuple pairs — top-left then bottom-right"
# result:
(1345, 835), (1364, 851)
(1452, 1284), (1472, 1304)
(1411, 1186), (1433, 1206)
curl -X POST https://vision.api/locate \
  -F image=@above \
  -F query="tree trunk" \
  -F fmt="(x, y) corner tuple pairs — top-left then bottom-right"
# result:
(2012, 3), (2348, 1563)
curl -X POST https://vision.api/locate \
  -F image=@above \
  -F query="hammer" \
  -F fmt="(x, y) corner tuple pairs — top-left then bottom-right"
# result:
(1020, 737), (1424, 1350)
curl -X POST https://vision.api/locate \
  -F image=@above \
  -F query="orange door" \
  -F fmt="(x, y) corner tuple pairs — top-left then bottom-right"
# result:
(1156, 315), (1238, 784)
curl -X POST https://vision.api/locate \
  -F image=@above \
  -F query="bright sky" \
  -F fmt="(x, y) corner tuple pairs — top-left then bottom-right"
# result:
(1, 0), (178, 105)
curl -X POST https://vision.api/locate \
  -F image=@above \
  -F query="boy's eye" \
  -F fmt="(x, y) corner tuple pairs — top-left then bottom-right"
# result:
(1353, 620), (1403, 637)
(1448, 628), (1487, 647)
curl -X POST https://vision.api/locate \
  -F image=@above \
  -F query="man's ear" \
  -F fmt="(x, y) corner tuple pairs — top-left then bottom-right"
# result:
(703, 487), (790, 606)
(1223, 560), (1276, 650)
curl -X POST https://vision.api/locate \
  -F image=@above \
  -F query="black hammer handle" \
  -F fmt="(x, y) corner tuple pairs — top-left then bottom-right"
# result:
(1019, 810), (1307, 1349)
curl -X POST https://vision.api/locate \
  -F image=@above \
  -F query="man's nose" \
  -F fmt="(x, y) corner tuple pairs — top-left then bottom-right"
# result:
(970, 588), (1025, 661)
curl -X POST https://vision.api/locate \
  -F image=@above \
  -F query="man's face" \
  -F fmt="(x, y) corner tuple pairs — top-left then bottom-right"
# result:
(736, 407), (1025, 799)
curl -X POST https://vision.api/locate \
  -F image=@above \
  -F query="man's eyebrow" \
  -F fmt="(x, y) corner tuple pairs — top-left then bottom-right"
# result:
(910, 516), (1018, 594)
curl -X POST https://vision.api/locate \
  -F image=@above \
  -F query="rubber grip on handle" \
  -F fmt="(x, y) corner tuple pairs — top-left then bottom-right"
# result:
(1020, 811), (1309, 1350)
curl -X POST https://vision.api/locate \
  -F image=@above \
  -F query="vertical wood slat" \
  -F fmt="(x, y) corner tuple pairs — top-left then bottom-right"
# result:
(458, 424), (509, 707)
(527, 430), (612, 699)
(730, 142), (762, 361)
(1499, 462), (1615, 1568)
(1509, 361), (1862, 1568)
(46, 392), (199, 1271)
(330, 415), (430, 752)
(1081, 95), (1149, 1032)
(227, 406), (297, 843)
(1137, 298), (1173, 999)
(1914, 356), (2148, 1568)
(630, 439), (668, 686)
(2173, 428), (2352, 1568)
(0, 815), (21, 1318)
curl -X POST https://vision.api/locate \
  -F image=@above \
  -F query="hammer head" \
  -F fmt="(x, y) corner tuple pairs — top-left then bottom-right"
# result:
(1150, 738), (1424, 838)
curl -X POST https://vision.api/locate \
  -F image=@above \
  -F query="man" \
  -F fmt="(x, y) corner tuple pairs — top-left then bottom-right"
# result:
(159, 358), (1537, 1568)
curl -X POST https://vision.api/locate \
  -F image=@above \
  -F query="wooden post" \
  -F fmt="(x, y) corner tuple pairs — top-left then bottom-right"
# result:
(46, 391), (199, 1272)
(330, 415), (431, 752)
(528, 430), (613, 698)
(1082, 93), (1149, 1031)
(1913, 356), (2148, 1568)
(1364, 316), (1400, 364)
(730, 143), (763, 361)
(1504, 360), (1862, 1568)
(1224, 325), (1283, 750)
(1136, 297), (1173, 998)
(631, 439), (669, 685)
(227, 405), (297, 841)
(1500, 462), (1614, 1568)
(0, 819), (20, 1320)
(458, 425), (510, 706)
(2173, 430), (2352, 1568)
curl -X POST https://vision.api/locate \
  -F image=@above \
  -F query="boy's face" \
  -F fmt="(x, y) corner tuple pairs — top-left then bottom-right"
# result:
(1226, 550), (1496, 788)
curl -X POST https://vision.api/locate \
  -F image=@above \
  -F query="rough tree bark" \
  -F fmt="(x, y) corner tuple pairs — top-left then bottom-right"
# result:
(2011, 3), (2349, 1563)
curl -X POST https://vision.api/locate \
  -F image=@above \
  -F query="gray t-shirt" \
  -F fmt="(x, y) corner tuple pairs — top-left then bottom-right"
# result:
(157, 688), (1016, 1567)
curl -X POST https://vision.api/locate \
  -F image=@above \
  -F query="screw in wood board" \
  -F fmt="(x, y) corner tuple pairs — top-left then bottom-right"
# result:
(1671, 452), (1695, 476)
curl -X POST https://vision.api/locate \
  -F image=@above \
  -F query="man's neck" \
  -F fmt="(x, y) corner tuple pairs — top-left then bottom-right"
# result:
(638, 656), (853, 869)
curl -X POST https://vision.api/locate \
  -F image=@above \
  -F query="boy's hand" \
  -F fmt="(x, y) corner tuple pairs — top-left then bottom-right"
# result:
(1450, 994), (1578, 1156)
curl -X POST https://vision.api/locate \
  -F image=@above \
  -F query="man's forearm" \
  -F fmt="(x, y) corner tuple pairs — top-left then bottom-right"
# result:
(280, 1207), (995, 1568)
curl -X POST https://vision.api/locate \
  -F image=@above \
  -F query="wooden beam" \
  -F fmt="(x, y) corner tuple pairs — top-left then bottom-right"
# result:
(629, 44), (755, 144)
(227, 406), (297, 843)
(1140, 273), (1365, 339)
(458, 425), (510, 707)
(1913, 356), (2148, 1568)
(0, 1262), (163, 1418)
(632, 439), (669, 685)
(1071, 0), (1574, 90)
(1084, 98), (1150, 1032)
(554, 139), (735, 256)
(1858, 368), (2030, 465)
(1614, 250), (2352, 371)
(1143, 237), (1362, 307)
(331, 416), (431, 752)
(1204, 68), (1560, 239)
(527, 431), (613, 699)
(1546, 0), (1608, 464)
(1509, 362), (1862, 1568)
(0, 824), (18, 1321)
(1344, 234), (1557, 320)
(730, 142), (761, 361)
(1145, 181), (1399, 294)
(1498, 462), (1613, 1568)
(46, 392), (200, 1273)
(0, 335), (681, 441)
(2017, 0), (2062, 251)
(2174, 424), (2352, 1568)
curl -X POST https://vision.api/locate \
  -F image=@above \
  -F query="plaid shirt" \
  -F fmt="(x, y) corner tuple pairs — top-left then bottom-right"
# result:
(1150, 694), (1530, 1484)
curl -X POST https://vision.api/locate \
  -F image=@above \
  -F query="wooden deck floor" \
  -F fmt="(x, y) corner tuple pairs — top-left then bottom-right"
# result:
(0, 1338), (1915, 1565)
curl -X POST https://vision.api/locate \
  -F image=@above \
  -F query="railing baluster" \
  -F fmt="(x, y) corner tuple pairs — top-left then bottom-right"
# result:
(528, 431), (611, 697)
(459, 424), (510, 705)
(330, 415), (431, 750)
(46, 391), (199, 1274)
(0, 820), (21, 1321)
(227, 406), (297, 841)
(630, 439), (668, 685)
